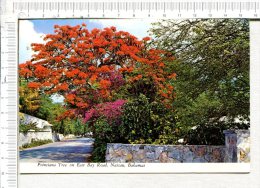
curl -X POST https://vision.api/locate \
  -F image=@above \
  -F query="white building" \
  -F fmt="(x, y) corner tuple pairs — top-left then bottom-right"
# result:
(19, 113), (54, 147)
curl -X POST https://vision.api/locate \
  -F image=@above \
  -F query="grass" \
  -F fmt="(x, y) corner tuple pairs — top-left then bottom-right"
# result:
(19, 139), (53, 150)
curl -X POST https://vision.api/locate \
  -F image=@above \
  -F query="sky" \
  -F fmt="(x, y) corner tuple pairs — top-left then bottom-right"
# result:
(19, 19), (158, 64)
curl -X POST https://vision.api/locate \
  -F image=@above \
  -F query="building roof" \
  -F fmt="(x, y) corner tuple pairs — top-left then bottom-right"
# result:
(20, 113), (53, 129)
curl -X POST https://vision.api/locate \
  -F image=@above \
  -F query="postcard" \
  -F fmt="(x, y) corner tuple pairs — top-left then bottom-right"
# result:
(18, 18), (250, 173)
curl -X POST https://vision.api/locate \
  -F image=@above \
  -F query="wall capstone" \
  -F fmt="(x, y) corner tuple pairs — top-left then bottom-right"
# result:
(223, 129), (250, 163)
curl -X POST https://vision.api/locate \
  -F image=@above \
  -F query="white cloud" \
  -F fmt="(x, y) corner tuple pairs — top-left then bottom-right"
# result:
(18, 19), (159, 64)
(19, 20), (45, 63)
(89, 19), (158, 39)
(51, 94), (64, 104)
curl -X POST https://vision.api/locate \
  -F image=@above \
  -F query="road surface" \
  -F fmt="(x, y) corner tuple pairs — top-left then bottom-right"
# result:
(20, 138), (94, 163)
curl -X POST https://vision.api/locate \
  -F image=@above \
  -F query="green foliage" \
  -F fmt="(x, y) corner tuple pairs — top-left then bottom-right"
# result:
(19, 80), (41, 116)
(28, 94), (76, 135)
(127, 78), (158, 102)
(90, 94), (178, 162)
(19, 82), (87, 136)
(20, 139), (53, 150)
(121, 94), (177, 144)
(185, 122), (249, 145)
(51, 118), (87, 136)
(91, 118), (111, 162)
(150, 19), (249, 144)
(74, 118), (87, 136)
(36, 95), (65, 121)
(37, 96), (87, 136)
(91, 117), (126, 162)
(63, 119), (76, 135)
(91, 138), (107, 162)
(19, 122), (40, 133)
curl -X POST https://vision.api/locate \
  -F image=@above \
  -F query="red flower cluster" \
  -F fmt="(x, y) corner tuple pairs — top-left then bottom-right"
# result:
(19, 24), (176, 116)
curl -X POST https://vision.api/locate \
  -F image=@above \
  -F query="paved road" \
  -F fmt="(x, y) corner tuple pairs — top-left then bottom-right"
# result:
(20, 138), (94, 163)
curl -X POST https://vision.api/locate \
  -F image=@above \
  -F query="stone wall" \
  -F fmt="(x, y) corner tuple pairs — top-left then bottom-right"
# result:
(106, 129), (250, 163)
(19, 113), (56, 146)
(19, 131), (53, 147)
(106, 144), (226, 163)
(52, 132), (65, 142)
(224, 130), (250, 163)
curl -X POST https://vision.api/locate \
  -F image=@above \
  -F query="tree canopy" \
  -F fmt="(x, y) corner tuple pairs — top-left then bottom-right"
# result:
(150, 19), (249, 144)
(19, 24), (176, 119)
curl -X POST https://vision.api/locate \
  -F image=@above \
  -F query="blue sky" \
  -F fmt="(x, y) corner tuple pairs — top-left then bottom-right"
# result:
(30, 19), (103, 34)
(19, 19), (157, 64)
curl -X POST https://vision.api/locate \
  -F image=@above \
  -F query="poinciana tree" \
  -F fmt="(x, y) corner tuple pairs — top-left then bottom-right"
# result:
(19, 24), (176, 118)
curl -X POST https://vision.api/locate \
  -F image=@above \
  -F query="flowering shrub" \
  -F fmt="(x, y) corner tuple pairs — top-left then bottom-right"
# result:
(85, 99), (127, 162)
(84, 99), (127, 124)
(107, 71), (125, 90)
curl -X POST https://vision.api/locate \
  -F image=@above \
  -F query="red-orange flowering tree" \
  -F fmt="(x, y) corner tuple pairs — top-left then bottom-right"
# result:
(19, 24), (176, 118)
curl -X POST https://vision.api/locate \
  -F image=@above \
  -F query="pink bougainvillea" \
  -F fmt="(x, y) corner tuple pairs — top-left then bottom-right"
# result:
(107, 71), (125, 90)
(84, 99), (127, 124)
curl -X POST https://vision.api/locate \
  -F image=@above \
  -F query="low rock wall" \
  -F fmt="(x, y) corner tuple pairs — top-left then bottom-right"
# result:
(106, 130), (250, 163)
(106, 144), (226, 163)
(52, 133), (65, 142)
(19, 131), (53, 146)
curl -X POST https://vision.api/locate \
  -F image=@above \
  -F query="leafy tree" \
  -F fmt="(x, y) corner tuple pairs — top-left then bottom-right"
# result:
(74, 118), (86, 136)
(19, 24), (176, 119)
(37, 96), (86, 135)
(36, 95), (64, 120)
(150, 19), (249, 144)
(121, 94), (177, 144)
(19, 80), (85, 135)
(19, 80), (41, 115)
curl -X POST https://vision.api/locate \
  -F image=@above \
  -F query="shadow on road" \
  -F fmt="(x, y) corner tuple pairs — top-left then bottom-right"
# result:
(20, 138), (94, 163)
(63, 138), (94, 143)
